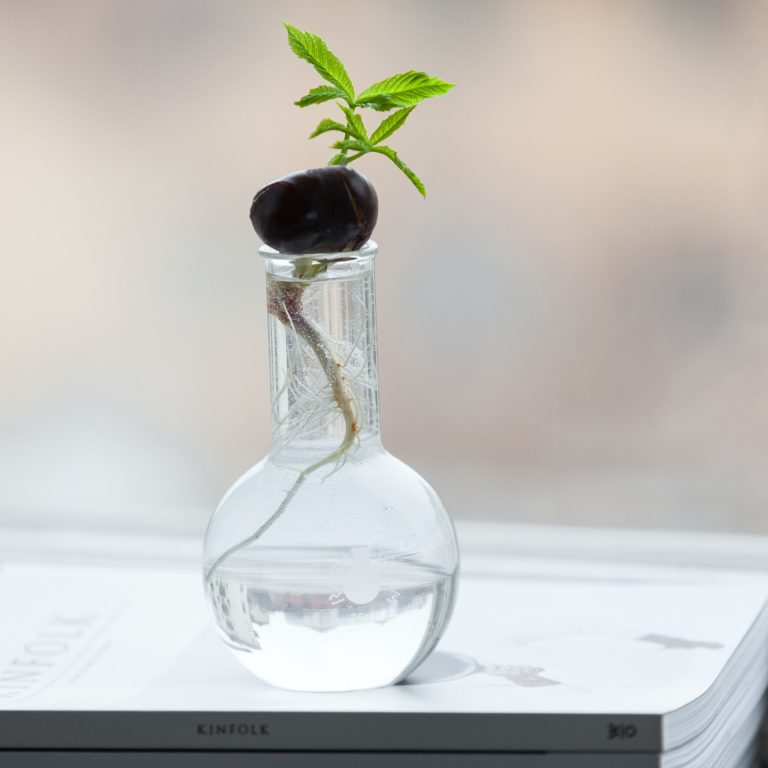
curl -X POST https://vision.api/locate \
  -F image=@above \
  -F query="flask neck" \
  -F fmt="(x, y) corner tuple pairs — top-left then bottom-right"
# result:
(263, 248), (381, 458)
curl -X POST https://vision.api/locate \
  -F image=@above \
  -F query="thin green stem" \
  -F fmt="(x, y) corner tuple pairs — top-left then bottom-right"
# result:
(340, 128), (349, 158)
(341, 151), (365, 165)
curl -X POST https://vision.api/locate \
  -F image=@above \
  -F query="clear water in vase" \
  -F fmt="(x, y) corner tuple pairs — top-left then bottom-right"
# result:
(207, 548), (456, 692)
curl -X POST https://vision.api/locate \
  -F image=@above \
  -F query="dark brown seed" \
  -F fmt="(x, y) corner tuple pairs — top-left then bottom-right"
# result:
(250, 166), (378, 255)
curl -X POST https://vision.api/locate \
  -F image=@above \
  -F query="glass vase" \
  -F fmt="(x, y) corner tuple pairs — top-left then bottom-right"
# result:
(202, 241), (459, 692)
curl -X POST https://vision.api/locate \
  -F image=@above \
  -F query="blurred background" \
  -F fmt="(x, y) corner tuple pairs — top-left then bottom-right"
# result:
(1, 0), (767, 536)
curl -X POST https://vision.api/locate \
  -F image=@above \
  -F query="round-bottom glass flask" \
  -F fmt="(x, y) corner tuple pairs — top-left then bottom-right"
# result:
(203, 242), (459, 692)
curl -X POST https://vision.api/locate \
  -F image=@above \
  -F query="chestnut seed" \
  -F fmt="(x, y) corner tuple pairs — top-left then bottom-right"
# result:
(250, 166), (378, 255)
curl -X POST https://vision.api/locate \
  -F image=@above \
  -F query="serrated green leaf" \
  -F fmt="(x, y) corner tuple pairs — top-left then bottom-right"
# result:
(284, 23), (355, 102)
(371, 145), (426, 197)
(355, 71), (453, 110)
(351, 95), (397, 111)
(309, 118), (350, 139)
(331, 138), (370, 153)
(370, 107), (414, 145)
(282, 25), (454, 194)
(295, 85), (348, 107)
(337, 104), (369, 142)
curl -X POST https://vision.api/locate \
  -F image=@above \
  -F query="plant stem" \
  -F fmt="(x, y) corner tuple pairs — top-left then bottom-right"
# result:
(204, 278), (359, 585)
(341, 151), (364, 165)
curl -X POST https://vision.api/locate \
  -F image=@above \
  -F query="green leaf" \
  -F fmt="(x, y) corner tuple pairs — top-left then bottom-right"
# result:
(295, 85), (348, 107)
(331, 138), (370, 153)
(352, 95), (398, 111)
(284, 23), (355, 102)
(309, 118), (350, 139)
(355, 71), (454, 110)
(337, 105), (369, 142)
(370, 107), (414, 145)
(283, 25), (454, 195)
(371, 145), (426, 197)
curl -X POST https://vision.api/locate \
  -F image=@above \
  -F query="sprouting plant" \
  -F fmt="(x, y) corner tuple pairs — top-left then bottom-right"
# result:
(286, 23), (454, 197)
(204, 25), (454, 585)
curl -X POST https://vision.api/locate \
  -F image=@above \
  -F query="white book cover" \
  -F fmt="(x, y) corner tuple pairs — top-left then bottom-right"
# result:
(0, 534), (767, 757)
